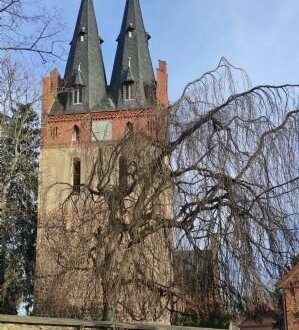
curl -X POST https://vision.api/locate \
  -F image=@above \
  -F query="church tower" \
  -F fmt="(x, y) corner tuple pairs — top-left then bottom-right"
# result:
(35, 0), (170, 322)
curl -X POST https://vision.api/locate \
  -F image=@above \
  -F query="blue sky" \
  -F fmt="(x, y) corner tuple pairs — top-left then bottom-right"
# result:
(40, 0), (299, 101)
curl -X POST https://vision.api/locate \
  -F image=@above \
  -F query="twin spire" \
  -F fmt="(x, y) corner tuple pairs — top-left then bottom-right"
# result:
(52, 0), (156, 114)
(110, 0), (156, 109)
(64, 0), (108, 111)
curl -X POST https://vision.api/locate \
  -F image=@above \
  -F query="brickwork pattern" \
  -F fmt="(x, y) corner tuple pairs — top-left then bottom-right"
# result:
(285, 286), (299, 330)
(42, 69), (60, 114)
(42, 109), (159, 148)
(156, 61), (169, 107)
(277, 263), (299, 330)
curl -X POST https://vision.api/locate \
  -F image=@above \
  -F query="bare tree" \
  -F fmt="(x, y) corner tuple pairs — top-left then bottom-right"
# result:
(0, 0), (64, 62)
(169, 58), (299, 316)
(38, 58), (299, 322)
(38, 127), (172, 321)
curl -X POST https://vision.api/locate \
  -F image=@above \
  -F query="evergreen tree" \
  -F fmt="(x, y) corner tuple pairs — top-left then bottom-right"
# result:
(0, 104), (39, 314)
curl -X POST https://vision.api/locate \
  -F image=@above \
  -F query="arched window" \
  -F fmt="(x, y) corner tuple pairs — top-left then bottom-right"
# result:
(72, 125), (80, 142)
(73, 158), (81, 193)
(119, 156), (128, 189)
(123, 82), (135, 101)
(126, 122), (133, 134)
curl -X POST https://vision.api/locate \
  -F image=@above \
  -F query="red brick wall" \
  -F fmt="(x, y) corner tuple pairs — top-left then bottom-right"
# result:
(42, 69), (60, 114)
(277, 263), (299, 330)
(284, 284), (299, 330)
(42, 109), (160, 148)
(156, 60), (169, 107)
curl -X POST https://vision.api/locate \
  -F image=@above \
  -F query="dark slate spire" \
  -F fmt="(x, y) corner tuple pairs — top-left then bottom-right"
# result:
(51, 0), (109, 114)
(109, 0), (156, 109)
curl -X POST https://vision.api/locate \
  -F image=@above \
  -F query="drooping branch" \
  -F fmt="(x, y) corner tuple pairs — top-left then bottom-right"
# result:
(39, 58), (299, 320)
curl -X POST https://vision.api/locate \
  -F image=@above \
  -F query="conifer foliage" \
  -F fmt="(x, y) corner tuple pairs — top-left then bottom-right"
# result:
(0, 103), (39, 314)
(0, 0), (63, 314)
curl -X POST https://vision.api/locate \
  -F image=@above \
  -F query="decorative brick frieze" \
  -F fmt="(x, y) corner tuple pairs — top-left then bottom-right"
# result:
(41, 106), (159, 148)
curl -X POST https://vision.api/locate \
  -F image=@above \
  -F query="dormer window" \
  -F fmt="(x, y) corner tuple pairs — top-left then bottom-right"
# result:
(127, 23), (135, 38)
(123, 57), (135, 100)
(123, 82), (135, 101)
(73, 87), (83, 105)
(127, 23), (135, 31)
(79, 27), (87, 42)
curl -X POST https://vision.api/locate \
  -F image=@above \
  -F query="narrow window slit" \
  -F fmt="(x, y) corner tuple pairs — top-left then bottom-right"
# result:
(73, 158), (81, 193)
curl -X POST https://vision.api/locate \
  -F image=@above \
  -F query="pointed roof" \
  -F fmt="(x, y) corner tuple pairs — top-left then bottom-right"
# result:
(51, 0), (109, 114)
(109, 0), (156, 109)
